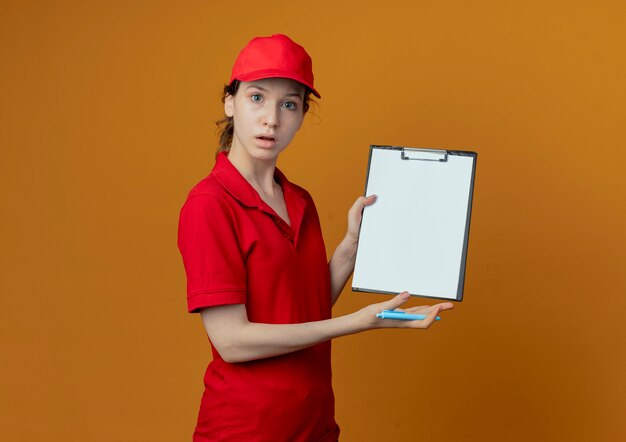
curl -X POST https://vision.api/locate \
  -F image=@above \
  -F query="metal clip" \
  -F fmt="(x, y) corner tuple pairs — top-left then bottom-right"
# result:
(401, 148), (448, 162)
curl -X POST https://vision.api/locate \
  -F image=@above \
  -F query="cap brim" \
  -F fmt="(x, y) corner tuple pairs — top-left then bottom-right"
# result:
(232, 70), (321, 98)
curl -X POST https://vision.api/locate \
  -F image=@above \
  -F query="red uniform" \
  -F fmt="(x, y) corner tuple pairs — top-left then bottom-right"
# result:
(178, 152), (340, 441)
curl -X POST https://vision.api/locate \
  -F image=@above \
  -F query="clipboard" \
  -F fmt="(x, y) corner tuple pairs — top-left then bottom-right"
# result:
(352, 145), (477, 301)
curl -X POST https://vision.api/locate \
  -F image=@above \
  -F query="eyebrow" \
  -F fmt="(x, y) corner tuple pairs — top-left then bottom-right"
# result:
(244, 84), (304, 99)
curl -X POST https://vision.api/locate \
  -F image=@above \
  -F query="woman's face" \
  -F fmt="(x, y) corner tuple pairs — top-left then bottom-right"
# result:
(224, 77), (305, 164)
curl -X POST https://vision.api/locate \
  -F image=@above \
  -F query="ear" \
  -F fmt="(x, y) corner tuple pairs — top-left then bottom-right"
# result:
(224, 94), (234, 117)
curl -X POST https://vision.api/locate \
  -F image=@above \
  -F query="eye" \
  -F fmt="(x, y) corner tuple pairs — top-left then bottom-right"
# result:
(250, 94), (262, 103)
(282, 101), (297, 110)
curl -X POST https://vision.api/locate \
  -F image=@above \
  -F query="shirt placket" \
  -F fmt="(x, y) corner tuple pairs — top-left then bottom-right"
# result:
(271, 214), (295, 243)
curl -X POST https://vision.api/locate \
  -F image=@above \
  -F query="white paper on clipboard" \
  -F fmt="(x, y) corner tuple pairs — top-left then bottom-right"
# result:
(352, 145), (477, 301)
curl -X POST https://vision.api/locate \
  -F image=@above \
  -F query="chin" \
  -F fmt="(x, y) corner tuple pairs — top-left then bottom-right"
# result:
(250, 147), (281, 162)
(255, 142), (289, 157)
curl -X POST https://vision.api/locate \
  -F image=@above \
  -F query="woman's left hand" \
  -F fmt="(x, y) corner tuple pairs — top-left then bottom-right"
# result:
(345, 195), (377, 243)
(329, 194), (378, 304)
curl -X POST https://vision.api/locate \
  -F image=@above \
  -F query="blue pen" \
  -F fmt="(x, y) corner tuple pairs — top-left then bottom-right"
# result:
(376, 310), (441, 321)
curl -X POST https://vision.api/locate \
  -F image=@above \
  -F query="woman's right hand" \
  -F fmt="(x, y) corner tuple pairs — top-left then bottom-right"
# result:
(355, 291), (454, 331)
(200, 291), (454, 363)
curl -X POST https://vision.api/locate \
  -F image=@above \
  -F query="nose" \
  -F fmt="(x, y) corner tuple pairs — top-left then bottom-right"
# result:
(262, 105), (279, 128)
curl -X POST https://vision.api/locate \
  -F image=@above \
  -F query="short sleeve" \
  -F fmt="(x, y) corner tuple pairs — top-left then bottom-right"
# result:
(177, 194), (246, 313)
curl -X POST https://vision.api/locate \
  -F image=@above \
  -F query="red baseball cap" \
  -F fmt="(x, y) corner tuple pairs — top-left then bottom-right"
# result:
(229, 34), (321, 98)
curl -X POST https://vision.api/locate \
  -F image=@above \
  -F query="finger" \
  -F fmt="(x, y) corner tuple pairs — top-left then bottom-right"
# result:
(405, 302), (454, 315)
(380, 291), (411, 312)
(434, 302), (455, 311)
(362, 194), (377, 206)
(416, 305), (442, 329)
(350, 195), (376, 214)
(403, 305), (429, 313)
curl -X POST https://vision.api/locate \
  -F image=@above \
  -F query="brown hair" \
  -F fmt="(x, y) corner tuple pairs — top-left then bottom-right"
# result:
(215, 80), (313, 156)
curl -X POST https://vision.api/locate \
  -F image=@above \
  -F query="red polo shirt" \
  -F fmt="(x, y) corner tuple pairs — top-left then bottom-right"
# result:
(178, 153), (339, 442)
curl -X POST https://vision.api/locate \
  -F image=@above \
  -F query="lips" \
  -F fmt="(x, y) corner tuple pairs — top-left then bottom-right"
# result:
(255, 134), (277, 148)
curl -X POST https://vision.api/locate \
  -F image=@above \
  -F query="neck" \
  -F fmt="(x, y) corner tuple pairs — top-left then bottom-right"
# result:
(226, 147), (279, 196)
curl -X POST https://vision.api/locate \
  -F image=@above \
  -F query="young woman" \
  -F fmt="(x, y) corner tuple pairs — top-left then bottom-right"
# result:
(178, 34), (454, 442)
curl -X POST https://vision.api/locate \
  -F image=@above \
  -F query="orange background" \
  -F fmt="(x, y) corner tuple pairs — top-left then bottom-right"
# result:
(1, 1), (625, 441)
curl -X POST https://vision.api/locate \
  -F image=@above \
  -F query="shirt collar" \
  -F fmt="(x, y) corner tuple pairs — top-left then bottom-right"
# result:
(211, 152), (261, 208)
(211, 152), (304, 212)
(211, 153), (307, 243)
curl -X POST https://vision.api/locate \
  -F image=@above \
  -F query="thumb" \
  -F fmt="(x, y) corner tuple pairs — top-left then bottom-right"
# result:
(381, 291), (411, 311)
